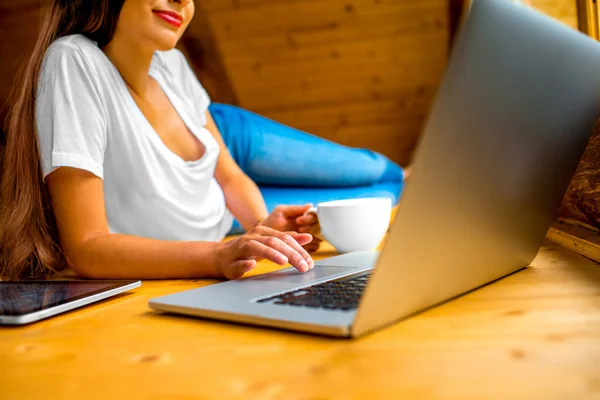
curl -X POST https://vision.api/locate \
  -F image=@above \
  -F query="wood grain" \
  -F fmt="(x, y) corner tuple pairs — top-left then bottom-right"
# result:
(0, 240), (599, 399)
(547, 219), (600, 262)
(182, 0), (450, 166)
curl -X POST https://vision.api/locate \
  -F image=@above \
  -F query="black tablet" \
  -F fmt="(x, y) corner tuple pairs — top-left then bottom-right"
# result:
(0, 280), (141, 325)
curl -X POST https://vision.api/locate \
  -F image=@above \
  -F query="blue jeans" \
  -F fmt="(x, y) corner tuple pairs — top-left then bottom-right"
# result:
(208, 103), (405, 234)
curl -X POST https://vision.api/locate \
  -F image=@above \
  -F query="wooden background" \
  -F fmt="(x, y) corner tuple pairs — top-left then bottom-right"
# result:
(0, 0), (597, 227)
(183, 0), (451, 167)
(529, 0), (578, 28)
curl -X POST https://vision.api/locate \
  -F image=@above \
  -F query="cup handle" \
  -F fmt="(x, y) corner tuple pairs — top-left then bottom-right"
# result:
(302, 207), (324, 241)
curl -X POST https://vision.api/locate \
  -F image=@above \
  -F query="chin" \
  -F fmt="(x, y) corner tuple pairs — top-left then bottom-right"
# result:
(153, 35), (180, 52)
(155, 42), (178, 51)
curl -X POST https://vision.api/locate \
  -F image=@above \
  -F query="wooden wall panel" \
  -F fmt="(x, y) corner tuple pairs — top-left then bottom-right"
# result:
(529, 0), (579, 29)
(190, 0), (450, 166)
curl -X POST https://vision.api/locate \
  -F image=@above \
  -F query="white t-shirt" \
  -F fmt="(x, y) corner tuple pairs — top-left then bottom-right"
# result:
(36, 34), (234, 241)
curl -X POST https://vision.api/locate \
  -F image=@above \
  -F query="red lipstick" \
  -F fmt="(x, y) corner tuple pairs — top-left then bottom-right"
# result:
(152, 10), (183, 28)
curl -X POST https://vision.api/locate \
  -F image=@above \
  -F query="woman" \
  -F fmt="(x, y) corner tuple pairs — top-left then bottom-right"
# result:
(0, 0), (405, 281)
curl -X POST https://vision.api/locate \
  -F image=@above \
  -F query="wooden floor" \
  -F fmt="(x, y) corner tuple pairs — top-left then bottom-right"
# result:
(1, 239), (599, 399)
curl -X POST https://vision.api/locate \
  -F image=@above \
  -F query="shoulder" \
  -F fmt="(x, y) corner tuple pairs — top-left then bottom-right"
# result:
(42, 34), (109, 81)
(37, 35), (110, 117)
(47, 34), (102, 60)
(50, 34), (100, 52)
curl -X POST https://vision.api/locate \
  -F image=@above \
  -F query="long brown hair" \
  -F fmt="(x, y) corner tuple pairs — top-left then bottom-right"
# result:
(0, 0), (125, 280)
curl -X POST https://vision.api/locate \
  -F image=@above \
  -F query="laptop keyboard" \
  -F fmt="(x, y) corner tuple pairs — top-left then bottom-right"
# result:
(257, 272), (372, 311)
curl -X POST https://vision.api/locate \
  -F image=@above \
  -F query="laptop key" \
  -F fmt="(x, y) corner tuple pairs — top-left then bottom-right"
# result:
(260, 272), (372, 311)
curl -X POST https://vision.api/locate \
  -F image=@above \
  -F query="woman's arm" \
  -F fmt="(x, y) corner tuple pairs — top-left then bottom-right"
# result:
(203, 111), (321, 247)
(46, 167), (221, 279)
(204, 111), (270, 230)
(46, 167), (313, 279)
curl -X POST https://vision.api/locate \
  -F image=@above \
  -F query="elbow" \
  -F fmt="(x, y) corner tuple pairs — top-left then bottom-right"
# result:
(219, 171), (250, 191)
(65, 254), (104, 279)
(63, 234), (109, 279)
(69, 264), (105, 280)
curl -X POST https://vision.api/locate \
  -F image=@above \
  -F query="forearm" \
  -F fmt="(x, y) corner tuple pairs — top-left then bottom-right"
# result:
(69, 234), (222, 280)
(221, 174), (268, 231)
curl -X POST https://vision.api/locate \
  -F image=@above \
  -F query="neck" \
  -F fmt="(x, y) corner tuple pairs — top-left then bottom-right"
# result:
(103, 36), (155, 97)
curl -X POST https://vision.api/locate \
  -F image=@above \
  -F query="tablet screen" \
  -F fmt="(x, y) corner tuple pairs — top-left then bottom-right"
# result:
(0, 281), (136, 316)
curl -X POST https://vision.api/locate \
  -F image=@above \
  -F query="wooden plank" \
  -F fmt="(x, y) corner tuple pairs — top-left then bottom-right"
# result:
(547, 219), (600, 263)
(234, 72), (441, 111)
(211, 7), (446, 41)
(235, 63), (443, 91)
(221, 31), (445, 65)
(1, 241), (600, 399)
(201, 0), (426, 12)
(259, 94), (433, 128)
(531, 0), (579, 29)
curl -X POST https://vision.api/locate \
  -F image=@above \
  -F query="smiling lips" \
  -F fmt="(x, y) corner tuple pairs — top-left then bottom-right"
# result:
(152, 10), (183, 28)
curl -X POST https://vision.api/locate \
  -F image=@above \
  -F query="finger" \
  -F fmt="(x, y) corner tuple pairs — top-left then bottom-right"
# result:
(252, 226), (314, 267)
(254, 225), (313, 246)
(227, 259), (256, 280)
(280, 204), (313, 218)
(258, 235), (312, 272)
(286, 231), (314, 246)
(282, 231), (315, 269)
(299, 224), (321, 235)
(243, 240), (290, 266)
(303, 243), (321, 253)
(295, 213), (318, 225)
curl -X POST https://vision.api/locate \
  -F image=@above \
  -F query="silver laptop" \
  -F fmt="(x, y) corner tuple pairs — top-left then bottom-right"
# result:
(149, 0), (600, 337)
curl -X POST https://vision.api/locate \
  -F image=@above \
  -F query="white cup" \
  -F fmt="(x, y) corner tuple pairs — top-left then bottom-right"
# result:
(305, 197), (392, 253)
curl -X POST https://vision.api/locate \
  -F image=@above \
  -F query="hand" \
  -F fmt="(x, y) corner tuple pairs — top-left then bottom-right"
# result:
(259, 204), (323, 253)
(215, 225), (315, 280)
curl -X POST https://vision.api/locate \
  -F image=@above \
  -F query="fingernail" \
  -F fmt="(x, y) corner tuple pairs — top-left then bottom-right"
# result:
(300, 260), (309, 271)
